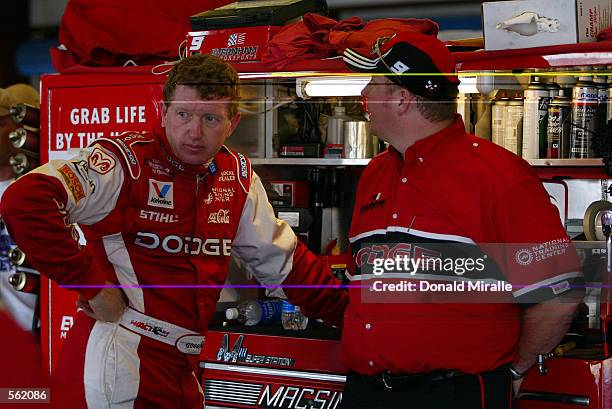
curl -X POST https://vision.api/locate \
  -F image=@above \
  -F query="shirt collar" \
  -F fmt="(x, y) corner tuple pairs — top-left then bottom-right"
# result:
(389, 114), (465, 164)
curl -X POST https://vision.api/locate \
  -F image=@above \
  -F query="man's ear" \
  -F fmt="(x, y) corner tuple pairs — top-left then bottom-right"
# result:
(227, 112), (241, 137)
(397, 88), (416, 115)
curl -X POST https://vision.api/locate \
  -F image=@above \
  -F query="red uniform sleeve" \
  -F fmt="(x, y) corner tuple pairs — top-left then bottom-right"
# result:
(0, 144), (127, 300)
(282, 240), (348, 327)
(1, 174), (104, 299)
(490, 176), (583, 304)
(232, 172), (348, 326)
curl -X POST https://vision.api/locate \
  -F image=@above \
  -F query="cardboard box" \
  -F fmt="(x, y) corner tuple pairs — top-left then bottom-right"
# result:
(482, 0), (612, 50)
(186, 26), (280, 62)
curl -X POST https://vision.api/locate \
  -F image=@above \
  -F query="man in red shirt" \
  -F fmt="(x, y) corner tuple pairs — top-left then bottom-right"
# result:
(1, 54), (347, 409)
(340, 31), (583, 408)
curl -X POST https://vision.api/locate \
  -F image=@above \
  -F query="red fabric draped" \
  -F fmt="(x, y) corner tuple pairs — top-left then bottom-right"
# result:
(52, 0), (231, 71)
(262, 13), (439, 69)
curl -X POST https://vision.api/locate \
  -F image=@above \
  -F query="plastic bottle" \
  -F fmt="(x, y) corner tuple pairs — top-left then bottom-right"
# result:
(225, 299), (282, 326)
(281, 300), (308, 330)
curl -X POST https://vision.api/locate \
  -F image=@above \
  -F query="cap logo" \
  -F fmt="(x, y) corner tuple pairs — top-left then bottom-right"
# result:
(390, 61), (410, 74)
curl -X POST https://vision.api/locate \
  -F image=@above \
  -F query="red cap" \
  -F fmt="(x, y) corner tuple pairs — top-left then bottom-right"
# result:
(343, 31), (459, 100)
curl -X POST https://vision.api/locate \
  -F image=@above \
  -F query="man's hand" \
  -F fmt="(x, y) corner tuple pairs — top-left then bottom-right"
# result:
(512, 378), (524, 397)
(76, 282), (127, 322)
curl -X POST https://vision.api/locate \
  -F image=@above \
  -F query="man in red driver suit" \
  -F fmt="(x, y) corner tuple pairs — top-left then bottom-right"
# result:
(339, 31), (583, 408)
(1, 54), (348, 409)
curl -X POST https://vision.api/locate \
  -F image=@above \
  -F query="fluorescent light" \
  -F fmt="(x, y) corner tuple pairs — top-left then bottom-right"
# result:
(458, 75), (478, 94)
(296, 76), (371, 98)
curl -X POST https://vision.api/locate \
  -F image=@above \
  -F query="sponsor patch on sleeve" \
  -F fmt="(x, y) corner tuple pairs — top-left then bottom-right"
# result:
(235, 152), (251, 194)
(58, 164), (86, 203)
(88, 147), (117, 175)
(237, 153), (248, 180)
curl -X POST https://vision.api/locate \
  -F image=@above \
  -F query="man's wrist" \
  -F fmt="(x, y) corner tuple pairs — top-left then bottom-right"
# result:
(509, 366), (524, 380)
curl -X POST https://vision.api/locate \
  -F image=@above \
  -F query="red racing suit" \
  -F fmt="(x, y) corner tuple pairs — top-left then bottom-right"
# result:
(343, 115), (582, 376)
(0, 127), (347, 409)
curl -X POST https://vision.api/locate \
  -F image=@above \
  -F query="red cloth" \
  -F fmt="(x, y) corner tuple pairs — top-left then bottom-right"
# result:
(598, 25), (612, 41)
(54, 0), (231, 71)
(262, 13), (438, 69)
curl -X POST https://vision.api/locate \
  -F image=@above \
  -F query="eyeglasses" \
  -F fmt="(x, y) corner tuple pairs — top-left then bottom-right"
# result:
(370, 34), (397, 74)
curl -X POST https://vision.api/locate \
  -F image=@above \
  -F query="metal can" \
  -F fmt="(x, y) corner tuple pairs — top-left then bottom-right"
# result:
(546, 80), (561, 98)
(503, 99), (524, 155)
(543, 79), (561, 156)
(546, 91), (572, 158)
(607, 74), (612, 123)
(522, 76), (550, 159)
(9, 152), (39, 176)
(9, 103), (40, 128)
(491, 95), (509, 146)
(8, 271), (40, 293)
(570, 76), (598, 158)
(8, 127), (39, 151)
(594, 75), (609, 141)
(8, 247), (27, 266)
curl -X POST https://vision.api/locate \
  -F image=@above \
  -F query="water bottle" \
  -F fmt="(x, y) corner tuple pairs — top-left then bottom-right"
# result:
(281, 300), (308, 330)
(225, 299), (282, 326)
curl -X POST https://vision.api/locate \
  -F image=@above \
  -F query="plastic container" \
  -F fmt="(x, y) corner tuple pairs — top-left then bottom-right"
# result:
(225, 299), (282, 326)
(281, 300), (308, 330)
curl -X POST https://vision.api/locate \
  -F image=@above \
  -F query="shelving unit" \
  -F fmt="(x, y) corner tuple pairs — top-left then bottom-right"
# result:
(251, 158), (370, 166)
(232, 41), (611, 169)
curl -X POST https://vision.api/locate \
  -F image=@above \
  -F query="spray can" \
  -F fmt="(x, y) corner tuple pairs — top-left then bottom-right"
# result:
(8, 271), (40, 294)
(503, 98), (524, 155)
(543, 79), (562, 156)
(8, 127), (39, 151)
(9, 103), (40, 128)
(9, 152), (39, 176)
(8, 247), (27, 266)
(570, 76), (599, 158)
(594, 74), (608, 138)
(547, 90), (572, 158)
(607, 74), (612, 123)
(522, 76), (550, 159)
(491, 93), (509, 146)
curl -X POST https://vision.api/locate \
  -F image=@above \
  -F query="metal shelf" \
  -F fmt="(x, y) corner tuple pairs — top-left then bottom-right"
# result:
(251, 158), (370, 166)
(527, 159), (604, 167)
(252, 158), (603, 167)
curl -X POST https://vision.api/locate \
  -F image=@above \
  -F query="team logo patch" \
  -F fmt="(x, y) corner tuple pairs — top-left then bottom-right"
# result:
(208, 209), (230, 224)
(58, 164), (85, 203)
(515, 249), (533, 266)
(148, 179), (174, 209)
(88, 147), (116, 175)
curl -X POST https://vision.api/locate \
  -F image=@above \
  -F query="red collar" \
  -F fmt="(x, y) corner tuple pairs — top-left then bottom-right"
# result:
(389, 114), (465, 163)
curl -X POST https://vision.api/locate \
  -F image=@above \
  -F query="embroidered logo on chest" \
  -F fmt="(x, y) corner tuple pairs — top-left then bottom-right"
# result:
(208, 209), (230, 224)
